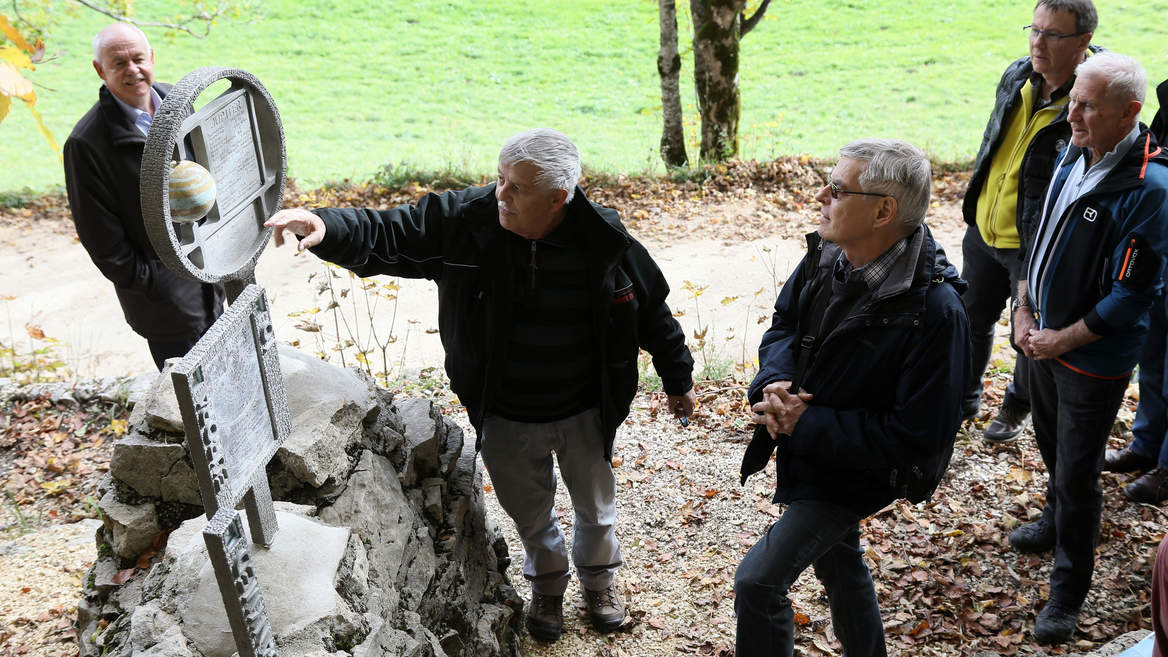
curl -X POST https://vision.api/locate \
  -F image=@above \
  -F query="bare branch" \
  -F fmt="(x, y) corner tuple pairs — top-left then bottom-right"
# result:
(69, 0), (234, 38)
(740, 0), (772, 38)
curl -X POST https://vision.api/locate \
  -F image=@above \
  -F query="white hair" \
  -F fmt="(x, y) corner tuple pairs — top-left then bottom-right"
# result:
(1076, 51), (1147, 107)
(498, 128), (582, 203)
(838, 139), (932, 233)
(92, 23), (151, 63)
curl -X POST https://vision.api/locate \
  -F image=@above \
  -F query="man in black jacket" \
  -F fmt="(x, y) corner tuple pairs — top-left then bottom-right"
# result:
(961, 0), (1097, 442)
(736, 139), (971, 657)
(63, 23), (223, 370)
(266, 128), (696, 642)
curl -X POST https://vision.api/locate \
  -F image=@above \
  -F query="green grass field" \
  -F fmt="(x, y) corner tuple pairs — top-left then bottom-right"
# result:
(2, 0), (1167, 194)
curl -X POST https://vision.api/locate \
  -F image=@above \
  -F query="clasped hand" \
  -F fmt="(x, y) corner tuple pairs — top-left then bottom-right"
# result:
(749, 380), (813, 439)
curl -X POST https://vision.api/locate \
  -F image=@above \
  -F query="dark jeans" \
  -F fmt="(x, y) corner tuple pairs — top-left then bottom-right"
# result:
(1030, 358), (1130, 608)
(734, 499), (886, 657)
(1131, 293), (1168, 467)
(960, 225), (1030, 413)
(148, 336), (200, 370)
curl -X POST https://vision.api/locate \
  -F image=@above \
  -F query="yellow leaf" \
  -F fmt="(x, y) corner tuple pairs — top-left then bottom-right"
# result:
(0, 15), (34, 54)
(0, 46), (32, 71)
(107, 418), (128, 436)
(720, 296), (740, 306)
(354, 352), (368, 364)
(0, 94), (9, 122)
(0, 59), (33, 96)
(41, 479), (72, 495)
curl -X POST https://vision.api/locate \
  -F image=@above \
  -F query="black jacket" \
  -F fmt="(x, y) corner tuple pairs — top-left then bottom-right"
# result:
(309, 185), (694, 459)
(743, 227), (971, 517)
(63, 84), (223, 342)
(963, 46), (1105, 256)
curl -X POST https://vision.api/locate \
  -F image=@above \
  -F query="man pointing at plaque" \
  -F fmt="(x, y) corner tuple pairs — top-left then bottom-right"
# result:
(266, 128), (696, 642)
(64, 23), (223, 370)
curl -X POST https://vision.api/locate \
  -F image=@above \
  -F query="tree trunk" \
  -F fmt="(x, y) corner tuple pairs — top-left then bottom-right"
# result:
(689, 0), (770, 162)
(657, 0), (688, 167)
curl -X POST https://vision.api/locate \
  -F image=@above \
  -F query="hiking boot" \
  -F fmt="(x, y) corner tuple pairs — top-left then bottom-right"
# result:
(1009, 516), (1055, 553)
(1124, 467), (1168, 504)
(984, 398), (1028, 443)
(1033, 602), (1079, 645)
(583, 584), (626, 632)
(1105, 446), (1157, 474)
(524, 592), (563, 642)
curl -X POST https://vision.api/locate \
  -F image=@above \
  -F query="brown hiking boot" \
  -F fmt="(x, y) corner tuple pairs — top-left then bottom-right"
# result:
(583, 584), (626, 632)
(1124, 467), (1168, 504)
(524, 592), (563, 641)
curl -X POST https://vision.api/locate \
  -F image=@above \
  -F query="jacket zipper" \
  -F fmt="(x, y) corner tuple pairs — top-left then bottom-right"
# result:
(529, 241), (538, 288)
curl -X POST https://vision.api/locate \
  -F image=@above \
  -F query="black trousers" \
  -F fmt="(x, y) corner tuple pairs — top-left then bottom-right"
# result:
(1029, 358), (1129, 607)
(148, 335), (201, 370)
(960, 225), (1030, 413)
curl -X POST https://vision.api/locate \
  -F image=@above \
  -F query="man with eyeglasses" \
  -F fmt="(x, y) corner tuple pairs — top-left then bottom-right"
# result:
(1013, 52), (1168, 644)
(736, 139), (971, 656)
(959, 0), (1099, 443)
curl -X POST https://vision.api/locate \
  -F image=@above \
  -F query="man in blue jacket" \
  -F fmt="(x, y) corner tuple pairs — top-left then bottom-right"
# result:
(735, 139), (971, 657)
(1012, 52), (1168, 644)
(266, 129), (696, 642)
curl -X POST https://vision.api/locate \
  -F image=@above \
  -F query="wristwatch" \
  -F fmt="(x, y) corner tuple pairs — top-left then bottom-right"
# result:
(1011, 296), (1032, 314)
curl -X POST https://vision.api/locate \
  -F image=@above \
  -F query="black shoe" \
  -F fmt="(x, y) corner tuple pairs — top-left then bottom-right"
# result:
(1009, 516), (1055, 553)
(583, 584), (626, 632)
(1033, 602), (1078, 645)
(524, 592), (563, 641)
(961, 400), (980, 422)
(984, 399), (1028, 443)
(1124, 467), (1168, 504)
(1105, 446), (1157, 474)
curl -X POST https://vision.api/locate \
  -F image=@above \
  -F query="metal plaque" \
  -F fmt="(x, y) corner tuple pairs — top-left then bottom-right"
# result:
(204, 508), (278, 657)
(172, 284), (289, 545)
(141, 67), (285, 291)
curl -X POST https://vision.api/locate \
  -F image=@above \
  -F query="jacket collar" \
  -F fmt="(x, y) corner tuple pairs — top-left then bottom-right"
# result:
(97, 83), (170, 147)
(1056, 125), (1168, 196)
(467, 184), (632, 264)
(806, 224), (964, 303)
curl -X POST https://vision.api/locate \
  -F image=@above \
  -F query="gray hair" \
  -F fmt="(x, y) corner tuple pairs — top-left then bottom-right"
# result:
(92, 23), (151, 63)
(839, 139), (932, 233)
(498, 128), (582, 203)
(1035, 0), (1098, 34)
(1076, 52), (1147, 112)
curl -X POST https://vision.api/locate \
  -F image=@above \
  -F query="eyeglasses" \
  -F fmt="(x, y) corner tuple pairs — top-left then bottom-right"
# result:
(828, 180), (889, 200)
(1024, 24), (1086, 43)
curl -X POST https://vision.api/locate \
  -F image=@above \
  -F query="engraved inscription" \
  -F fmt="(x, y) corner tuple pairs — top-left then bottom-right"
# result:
(205, 510), (277, 657)
(199, 316), (274, 488)
(204, 94), (262, 216)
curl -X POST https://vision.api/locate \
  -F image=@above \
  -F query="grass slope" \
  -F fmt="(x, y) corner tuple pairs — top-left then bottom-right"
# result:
(2, 0), (1167, 194)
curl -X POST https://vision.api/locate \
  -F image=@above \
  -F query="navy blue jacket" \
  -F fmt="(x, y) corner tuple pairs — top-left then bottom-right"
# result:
(1025, 127), (1168, 377)
(309, 185), (694, 459)
(743, 226), (971, 517)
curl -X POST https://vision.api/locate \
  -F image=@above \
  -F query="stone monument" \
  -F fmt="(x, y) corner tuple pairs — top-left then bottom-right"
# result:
(143, 67), (288, 657)
(78, 66), (522, 657)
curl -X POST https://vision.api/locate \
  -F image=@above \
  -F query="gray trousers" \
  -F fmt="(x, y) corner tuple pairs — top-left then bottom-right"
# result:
(480, 408), (622, 595)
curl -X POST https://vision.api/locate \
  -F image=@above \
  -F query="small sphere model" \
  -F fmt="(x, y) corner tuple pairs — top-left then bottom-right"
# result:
(168, 159), (217, 222)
